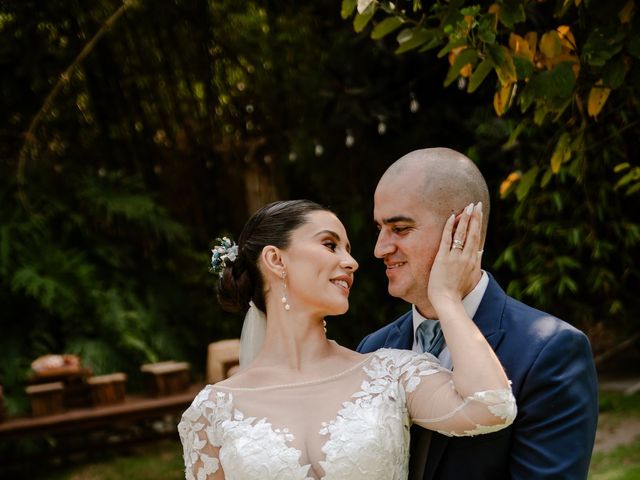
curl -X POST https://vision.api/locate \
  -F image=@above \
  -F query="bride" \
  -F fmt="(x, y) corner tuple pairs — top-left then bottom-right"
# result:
(178, 199), (516, 480)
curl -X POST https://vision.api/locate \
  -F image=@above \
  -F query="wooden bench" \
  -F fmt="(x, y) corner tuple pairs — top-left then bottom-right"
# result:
(0, 384), (201, 439)
(0, 385), (201, 472)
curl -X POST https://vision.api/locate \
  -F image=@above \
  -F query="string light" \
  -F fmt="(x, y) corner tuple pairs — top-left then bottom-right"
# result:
(345, 130), (355, 147)
(377, 117), (387, 135)
(409, 92), (420, 113)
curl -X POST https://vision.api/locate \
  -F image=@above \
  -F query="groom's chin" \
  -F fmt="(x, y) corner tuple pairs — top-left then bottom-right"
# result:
(386, 283), (403, 299)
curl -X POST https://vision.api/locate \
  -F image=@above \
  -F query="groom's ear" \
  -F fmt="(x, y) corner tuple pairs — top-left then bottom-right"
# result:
(260, 245), (285, 276)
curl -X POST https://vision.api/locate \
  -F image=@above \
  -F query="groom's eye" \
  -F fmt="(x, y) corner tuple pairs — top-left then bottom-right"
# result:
(392, 226), (409, 234)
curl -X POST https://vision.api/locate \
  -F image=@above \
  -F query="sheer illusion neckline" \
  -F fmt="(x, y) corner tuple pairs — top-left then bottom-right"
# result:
(215, 353), (373, 391)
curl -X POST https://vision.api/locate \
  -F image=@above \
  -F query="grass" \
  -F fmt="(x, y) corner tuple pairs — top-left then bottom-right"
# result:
(47, 440), (184, 480)
(588, 391), (640, 479)
(598, 391), (640, 418)
(589, 439), (640, 480)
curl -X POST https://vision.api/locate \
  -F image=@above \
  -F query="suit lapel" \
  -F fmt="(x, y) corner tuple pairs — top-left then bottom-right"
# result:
(472, 272), (508, 341)
(424, 274), (508, 479)
(384, 311), (414, 350)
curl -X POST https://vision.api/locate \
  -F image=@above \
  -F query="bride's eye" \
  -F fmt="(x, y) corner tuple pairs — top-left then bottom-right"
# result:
(323, 241), (337, 252)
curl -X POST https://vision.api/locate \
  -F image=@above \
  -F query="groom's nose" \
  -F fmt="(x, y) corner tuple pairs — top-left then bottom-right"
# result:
(374, 230), (396, 258)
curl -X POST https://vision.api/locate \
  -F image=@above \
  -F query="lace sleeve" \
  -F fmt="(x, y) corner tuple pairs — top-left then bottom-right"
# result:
(178, 386), (229, 480)
(383, 349), (516, 437)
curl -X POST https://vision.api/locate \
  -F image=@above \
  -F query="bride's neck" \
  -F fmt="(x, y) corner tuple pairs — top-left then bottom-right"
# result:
(256, 302), (331, 371)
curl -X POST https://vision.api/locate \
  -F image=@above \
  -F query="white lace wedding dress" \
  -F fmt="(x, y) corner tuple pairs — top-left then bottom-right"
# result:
(178, 349), (516, 480)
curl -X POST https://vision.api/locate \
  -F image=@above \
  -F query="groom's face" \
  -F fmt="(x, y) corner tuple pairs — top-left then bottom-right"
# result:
(373, 176), (446, 315)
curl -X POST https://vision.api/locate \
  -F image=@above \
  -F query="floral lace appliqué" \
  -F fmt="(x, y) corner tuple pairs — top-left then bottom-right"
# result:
(318, 349), (442, 480)
(178, 387), (312, 480)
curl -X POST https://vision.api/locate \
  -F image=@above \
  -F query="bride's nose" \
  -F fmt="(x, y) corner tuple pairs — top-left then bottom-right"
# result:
(341, 253), (358, 272)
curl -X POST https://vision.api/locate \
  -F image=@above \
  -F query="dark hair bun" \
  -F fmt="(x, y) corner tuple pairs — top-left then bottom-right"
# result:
(217, 264), (252, 313)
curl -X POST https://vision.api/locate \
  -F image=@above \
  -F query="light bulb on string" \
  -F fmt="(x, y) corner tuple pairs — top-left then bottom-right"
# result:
(409, 93), (420, 113)
(345, 129), (355, 148)
(377, 117), (387, 135)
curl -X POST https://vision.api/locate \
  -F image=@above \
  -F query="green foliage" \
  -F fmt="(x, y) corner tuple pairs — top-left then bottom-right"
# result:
(478, 112), (640, 329)
(0, 167), (206, 412)
(345, 0), (640, 337)
(347, 0), (640, 190)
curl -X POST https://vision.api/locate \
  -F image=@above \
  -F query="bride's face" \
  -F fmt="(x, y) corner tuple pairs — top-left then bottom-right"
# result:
(281, 210), (358, 317)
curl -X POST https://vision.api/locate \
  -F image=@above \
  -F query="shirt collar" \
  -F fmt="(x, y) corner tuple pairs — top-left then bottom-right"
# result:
(412, 270), (489, 334)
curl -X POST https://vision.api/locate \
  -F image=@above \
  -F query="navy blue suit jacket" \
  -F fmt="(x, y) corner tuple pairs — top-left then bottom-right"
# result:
(357, 273), (598, 480)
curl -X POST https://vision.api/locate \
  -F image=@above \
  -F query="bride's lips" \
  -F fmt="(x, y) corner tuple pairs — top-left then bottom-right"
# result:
(330, 275), (353, 294)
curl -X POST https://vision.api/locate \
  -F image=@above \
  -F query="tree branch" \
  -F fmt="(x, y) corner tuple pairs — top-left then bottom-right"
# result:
(17, 0), (136, 213)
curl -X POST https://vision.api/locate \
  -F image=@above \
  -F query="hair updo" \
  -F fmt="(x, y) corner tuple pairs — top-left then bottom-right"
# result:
(217, 199), (329, 313)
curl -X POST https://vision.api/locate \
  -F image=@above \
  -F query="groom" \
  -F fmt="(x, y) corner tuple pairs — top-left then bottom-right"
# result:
(358, 148), (598, 479)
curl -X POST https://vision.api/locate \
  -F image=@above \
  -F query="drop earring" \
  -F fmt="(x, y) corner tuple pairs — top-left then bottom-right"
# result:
(322, 319), (327, 333)
(281, 270), (290, 311)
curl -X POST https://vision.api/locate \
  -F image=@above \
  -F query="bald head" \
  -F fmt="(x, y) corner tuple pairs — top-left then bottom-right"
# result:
(378, 147), (490, 243)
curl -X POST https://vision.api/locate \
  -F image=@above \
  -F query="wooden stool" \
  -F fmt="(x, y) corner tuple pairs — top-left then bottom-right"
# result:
(28, 367), (93, 409)
(25, 382), (65, 417)
(207, 339), (240, 384)
(141, 361), (190, 397)
(87, 373), (127, 406)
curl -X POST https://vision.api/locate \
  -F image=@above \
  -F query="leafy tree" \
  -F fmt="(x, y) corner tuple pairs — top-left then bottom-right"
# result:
(344, 0), (640, 338)
(345, 0), (640, 192)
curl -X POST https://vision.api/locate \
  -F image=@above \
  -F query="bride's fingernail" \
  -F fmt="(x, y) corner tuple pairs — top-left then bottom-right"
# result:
(475, 202), (483, 213)
(465, 203), (474, 215)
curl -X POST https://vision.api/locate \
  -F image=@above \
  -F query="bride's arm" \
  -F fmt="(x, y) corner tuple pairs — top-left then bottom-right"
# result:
(186, 445), (225, 480)
(178, 387), (226, 479)
(405, 203), (515, 435)
(429, 203), (510, 397)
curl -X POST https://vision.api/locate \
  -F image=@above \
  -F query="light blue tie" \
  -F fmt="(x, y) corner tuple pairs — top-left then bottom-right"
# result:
(416, 320), (445, 357)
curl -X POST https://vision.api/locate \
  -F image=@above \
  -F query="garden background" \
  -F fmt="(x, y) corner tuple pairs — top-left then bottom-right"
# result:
(1, 0), (639, 477)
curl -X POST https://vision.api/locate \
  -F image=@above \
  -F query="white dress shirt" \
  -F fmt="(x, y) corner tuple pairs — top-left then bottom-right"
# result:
(411, 270), (489, 369)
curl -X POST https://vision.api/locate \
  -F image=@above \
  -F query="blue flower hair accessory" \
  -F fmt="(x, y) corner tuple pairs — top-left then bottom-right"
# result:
(210, 236), (239, 277)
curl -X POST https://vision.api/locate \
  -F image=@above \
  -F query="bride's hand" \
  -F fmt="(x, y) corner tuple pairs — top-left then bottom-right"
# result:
(428, 202), (483, 311)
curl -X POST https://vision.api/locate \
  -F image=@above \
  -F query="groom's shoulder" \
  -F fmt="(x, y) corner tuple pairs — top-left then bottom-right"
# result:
(496, 284), (588, 346)
(357, 310), (412, 353)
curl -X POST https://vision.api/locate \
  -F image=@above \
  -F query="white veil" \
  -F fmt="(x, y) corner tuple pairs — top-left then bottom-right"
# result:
(239, 301), (267, 367)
